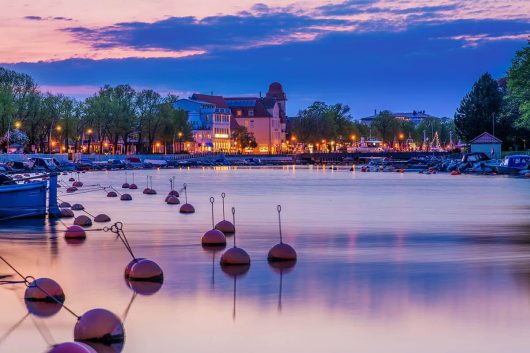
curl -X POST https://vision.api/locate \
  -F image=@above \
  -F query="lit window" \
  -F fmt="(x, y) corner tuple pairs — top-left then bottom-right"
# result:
(249, 110), (254, 116)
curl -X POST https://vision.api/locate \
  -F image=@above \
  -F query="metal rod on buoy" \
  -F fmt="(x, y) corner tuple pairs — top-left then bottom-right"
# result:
(210, 197), (215, 230)
(221, 192), (226, 220)
(277, 205), (283, 243)
(232, 207), (236, 248)
(184, 183), (188, 204)
(104, 222), (136, 260)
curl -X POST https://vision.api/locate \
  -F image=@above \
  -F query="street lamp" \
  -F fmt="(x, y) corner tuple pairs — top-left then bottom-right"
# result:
(14, 121), (21, 129)
(87, 128), (93, 154)
(178, 131), (183, 153)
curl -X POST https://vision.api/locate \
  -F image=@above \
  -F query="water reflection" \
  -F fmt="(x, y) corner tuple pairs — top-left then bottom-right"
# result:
(1, 168), (530, 352)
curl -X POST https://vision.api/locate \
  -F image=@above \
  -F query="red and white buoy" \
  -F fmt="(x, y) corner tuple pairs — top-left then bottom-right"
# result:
(202, 197), (226, 246)
(179, 183), (195, 214)
(268, 205), (297, 262)
(220, 207), (250, 266)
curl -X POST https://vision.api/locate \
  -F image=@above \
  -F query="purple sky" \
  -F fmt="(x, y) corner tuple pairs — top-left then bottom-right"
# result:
(1, 0), (529, 118)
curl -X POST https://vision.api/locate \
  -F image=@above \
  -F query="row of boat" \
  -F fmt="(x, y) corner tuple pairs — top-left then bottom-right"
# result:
(348, 153), (530, 175)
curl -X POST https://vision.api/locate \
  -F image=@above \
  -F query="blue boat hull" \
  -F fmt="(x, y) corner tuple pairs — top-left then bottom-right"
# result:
(0, 181), (47, 220)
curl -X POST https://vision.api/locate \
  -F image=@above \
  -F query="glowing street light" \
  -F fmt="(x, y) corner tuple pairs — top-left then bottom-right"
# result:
(14, 121), (21, 129)
(87, 128), (93, 135)
(56, 125), (62, 132)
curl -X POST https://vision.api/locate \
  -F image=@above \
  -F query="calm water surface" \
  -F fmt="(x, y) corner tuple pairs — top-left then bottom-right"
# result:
(1, 166), (530, 353)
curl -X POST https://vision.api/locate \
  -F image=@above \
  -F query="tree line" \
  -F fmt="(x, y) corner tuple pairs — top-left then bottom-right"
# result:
(291, 42), (530, 151)
(291, 102), (456, 149)
(0, 67), (192, 154)
(454, 42), (530, 150)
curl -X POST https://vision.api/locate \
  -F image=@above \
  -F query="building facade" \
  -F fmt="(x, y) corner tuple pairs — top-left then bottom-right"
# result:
(174, 96), (231, 152)
(174, 82), (287, 154)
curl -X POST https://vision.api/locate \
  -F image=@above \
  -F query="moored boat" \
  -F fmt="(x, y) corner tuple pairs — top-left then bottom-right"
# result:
(497, 155), (530, 175)
(0, 173), (59, 221)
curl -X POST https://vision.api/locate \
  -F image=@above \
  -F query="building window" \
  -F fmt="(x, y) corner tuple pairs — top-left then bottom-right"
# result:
(236, 110), (242, 117)
(250, 120), (254, 128)
(248, 110), (254, 116)
(244, 120), (249, 128)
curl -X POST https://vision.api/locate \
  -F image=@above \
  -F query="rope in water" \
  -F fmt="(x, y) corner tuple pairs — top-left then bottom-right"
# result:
(0, 256), (80, 319)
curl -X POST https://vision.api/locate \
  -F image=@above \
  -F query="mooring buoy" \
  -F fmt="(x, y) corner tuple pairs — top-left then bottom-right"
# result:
(268, 205), (297, 262)
(60, 208), (75, 218)
(120, 194), (132, 201)
(65, 225), (86, 239)
(94, 214), (111, 223)
(179, 183), (195, 213)
(47, 342), (97, 353)
(74, 215), (92, 227)
(107, 191), (118, 197)
(220, 207), (250, 265)
(24, 277), (65, 303)
(202, 197), (226, 246)
(127, 259), (164, 282)
(165, 195), (179, 204)
(215, 192), (235, 234)
(71, 203), (84, 211)
(74, 309), (124, 344)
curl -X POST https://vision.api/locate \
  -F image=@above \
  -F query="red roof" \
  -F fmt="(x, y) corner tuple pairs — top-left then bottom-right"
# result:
(191, 94), (228, 108)
(470, 132), (502, 144)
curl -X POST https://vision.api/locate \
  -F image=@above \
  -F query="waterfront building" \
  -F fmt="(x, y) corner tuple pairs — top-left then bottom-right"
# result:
(470, 132), (502, 159)
(174, 95), (231, 153)
(224, 82), (286, 154)
(361, 110), (439, 126)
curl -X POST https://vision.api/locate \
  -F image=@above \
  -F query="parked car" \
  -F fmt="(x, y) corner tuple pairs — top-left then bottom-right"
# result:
(107, 159), (127, 170)
(124, 157), (145, 169)
(5, 161), (30, 172)
(29, 157), (58, 171)
(76, 158), (95, 170)
(53, 158), (76, 171)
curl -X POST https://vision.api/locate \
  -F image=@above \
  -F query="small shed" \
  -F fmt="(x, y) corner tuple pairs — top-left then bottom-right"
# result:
(470, 132), (502, 159)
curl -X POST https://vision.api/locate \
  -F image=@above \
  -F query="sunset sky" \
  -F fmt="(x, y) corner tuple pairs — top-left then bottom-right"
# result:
(1, 0), (529, 117)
